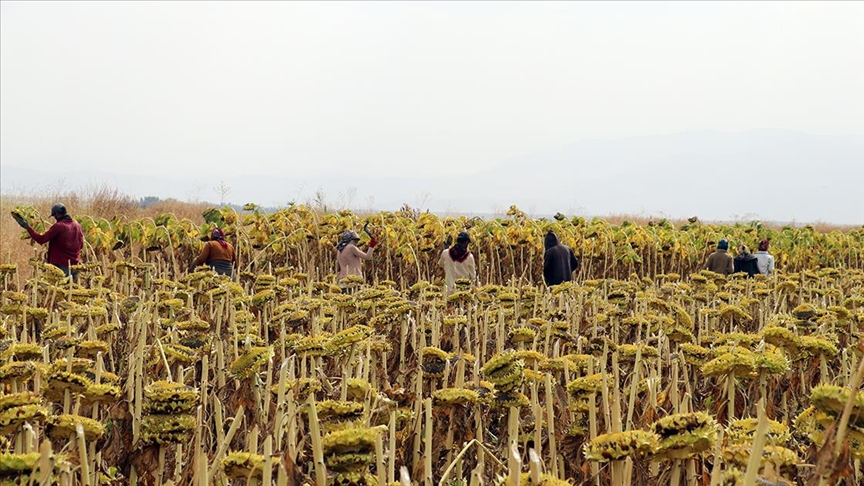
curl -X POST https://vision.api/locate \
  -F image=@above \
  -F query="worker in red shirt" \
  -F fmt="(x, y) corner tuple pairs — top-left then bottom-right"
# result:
(12, 203), (84, 280)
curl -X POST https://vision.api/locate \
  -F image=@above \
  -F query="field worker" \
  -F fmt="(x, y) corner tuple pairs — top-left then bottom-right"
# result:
(336, 230), (377, 285)
(12, 203), (84, 280)
(703, 238), (734, 275)
(754, 239), (775, 276)
(190, 227), (236, 277)
(733, 244), (760, 278)
(438, 231), (477, 294)
(543, 230), (580, 286)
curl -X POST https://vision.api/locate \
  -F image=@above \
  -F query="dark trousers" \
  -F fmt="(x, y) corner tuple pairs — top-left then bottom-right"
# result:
(53, 264), (78, 282)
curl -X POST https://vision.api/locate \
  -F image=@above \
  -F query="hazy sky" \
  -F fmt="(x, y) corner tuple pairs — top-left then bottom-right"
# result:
(1, 1), (863, 215)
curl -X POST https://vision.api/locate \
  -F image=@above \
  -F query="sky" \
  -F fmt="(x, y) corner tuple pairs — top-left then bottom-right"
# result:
(1, 1), (863, 221)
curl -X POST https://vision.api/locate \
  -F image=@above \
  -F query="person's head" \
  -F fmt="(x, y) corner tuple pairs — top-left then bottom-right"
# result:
(544, 230), (559, 249)
(758, 239), (770, 252)
(212, 228), (226, 241)
(738, 244), (750, 255)
(50, 203), (67, 220)
(456, 231), (471, 247)
(337, 230), (360, 251)
(717, 239), (729, 251)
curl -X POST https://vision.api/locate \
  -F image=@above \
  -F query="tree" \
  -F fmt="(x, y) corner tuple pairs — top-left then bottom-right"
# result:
(215, 181), (231, 206)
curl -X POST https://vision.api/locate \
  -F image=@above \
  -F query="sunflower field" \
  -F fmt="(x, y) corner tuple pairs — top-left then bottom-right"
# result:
(0, 204), (863, 485)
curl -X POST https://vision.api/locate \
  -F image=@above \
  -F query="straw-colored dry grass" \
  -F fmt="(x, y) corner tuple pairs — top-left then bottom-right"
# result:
(1, 187), (210, 280)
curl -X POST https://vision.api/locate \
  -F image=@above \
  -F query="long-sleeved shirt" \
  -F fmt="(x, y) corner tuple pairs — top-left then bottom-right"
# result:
(704, 249), (734, 275)
(438, 249), (477, 293)
(27, 218), (84, 267)
(754, 251), (775, 275)
(337, 243), (373, 280)
(193, 241), (236, 267)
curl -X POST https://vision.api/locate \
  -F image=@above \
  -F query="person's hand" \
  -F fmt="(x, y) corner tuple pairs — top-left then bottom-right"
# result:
(444, 234), (452, 249)
(12, 214), (29, 229)
(369, 237), (378, 248)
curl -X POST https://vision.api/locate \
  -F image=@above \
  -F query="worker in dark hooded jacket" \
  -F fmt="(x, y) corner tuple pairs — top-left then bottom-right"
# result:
(543, 230), (580, 286)
(733, 244), (760, 278)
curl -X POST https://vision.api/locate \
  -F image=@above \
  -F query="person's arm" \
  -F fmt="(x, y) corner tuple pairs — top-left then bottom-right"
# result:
(192, 242), (211, 268)
(543, 250), (553, 284)
(569, 249), (580, 273)
(726, 256), (734, 275)
(438, 249), (447, 268)
(703, 254), (712, 270)
(768, 255), (775, 275)
(27, 223), (58, 245)
(467, 254), (477, 285)
(352, 245), (374, 260)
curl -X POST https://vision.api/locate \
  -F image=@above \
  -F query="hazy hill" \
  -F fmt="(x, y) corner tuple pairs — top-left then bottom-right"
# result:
(1, 129), (862, 224)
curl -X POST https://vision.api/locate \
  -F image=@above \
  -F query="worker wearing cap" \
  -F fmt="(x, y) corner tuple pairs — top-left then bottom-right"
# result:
(12, 203), (84, 279)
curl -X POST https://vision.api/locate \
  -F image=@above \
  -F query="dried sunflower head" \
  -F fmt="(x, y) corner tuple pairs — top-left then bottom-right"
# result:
(229, 346), (274, 380)
(421, 347), (451, 378)
(221, 451), (265, 479)
(481, 350), (524, 388)
(584, 430), (660, 462)
(514, 350), (546, 366)
(327, 325), (375, 353)
(46, 370), (92, 397)
(798, 336), (839, 358)
(726, 417), (791, 446)
(701, 348), (757, 379)
(566, 373), (614, 399)
(508, 325), (537, 344)
(650, 412), (718, 460)
(45, 414), (105, 441)
(617, 344), (659, 362)
(0, 392), (41, 413)
(432, 388), (479, 408)
(792, 303), (817, 321)
(722, 444), (798, 472)
(314, 400), (365, 430)
(810, 384), (864, 426)
(0, 452), (41, 476)
(294, 335), (331, 357)
(140, 414), (196, 445)
(0, 404), (48, 434)
(321, 426), (381, 456)
(678, 343), (712, 366)
(82, 383), (122, 405)
(0, 343), (43, 361)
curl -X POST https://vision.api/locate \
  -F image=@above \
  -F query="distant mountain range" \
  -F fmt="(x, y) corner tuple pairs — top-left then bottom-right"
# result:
(2, 129), (862, 224)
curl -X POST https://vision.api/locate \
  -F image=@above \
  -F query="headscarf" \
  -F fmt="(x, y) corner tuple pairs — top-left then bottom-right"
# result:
(337, 230), (360, 252)
(212, 228), (228, 248)
(449, 231), (471, 263)
(758, 239), (770, 252)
